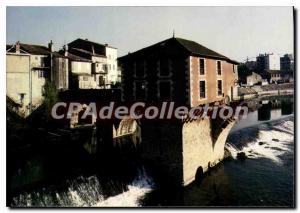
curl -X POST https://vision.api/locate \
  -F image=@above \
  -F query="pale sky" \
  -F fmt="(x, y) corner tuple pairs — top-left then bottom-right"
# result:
(6, 7), (294, 61)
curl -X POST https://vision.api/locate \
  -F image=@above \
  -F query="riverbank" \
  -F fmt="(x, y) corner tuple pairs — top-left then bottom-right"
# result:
(237, 83), (294, 100)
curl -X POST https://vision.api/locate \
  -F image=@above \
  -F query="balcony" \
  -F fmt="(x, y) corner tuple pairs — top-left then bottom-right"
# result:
(92, 63), (108, 74)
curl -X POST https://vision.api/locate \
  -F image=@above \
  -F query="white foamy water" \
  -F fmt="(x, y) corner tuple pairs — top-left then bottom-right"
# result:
(226, 119), (294, 164)
(12, 167), (154, 207)
(94, 168), (154, 207)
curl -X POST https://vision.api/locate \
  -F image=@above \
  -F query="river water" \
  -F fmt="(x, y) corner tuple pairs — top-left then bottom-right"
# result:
(11, 96), (294, 207)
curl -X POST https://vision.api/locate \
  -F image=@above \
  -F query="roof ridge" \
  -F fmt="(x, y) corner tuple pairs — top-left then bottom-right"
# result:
(174, 37), (229, 59)
(20, 43), (48, 48)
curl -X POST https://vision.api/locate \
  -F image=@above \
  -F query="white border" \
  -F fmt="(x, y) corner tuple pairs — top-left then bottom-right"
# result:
(1, 2), (298, 212)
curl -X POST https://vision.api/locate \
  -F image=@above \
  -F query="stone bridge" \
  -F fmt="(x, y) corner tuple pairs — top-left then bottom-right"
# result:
(113, 104), (239, 186)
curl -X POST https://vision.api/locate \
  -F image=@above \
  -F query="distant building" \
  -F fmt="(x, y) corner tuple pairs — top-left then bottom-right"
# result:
(267, 70), (293, 83)
(244, 60), (256, 71)
(119, 37), (239, 107)
(280, 54), (294, 71)
(246, 72), (263, 86)
(62, 38), (119, 89)
(256, 53), (280, 73)
(6, 41), (65, 116)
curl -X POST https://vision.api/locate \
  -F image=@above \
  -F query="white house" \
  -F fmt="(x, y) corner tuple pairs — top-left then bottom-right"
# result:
(6, 42), (52, 116)
(66, 39), (119, 89)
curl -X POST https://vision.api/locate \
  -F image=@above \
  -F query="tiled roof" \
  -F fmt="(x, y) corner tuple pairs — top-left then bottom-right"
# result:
(119, 37), (239, 64)
(267, 70), (282, 74)
(19, 43), (51, 55)
(68, 38), (116, 55)
(175, 37), (228, 60)
(71, 47), (106, 57)
(59, 51), (91, 62)
(6, 43), (51, 55)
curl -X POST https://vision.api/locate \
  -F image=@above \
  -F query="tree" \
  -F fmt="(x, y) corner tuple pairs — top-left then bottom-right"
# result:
(42, 80), (58, 118)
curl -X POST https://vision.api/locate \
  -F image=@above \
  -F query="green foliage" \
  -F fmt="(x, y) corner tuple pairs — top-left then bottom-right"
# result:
(111, 81), (121, 89)
(238, 64), (251, 78)
(42, 80), (58, 116)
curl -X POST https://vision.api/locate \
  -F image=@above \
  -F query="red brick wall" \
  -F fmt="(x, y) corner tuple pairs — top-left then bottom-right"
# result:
(189, 56), (237, 107)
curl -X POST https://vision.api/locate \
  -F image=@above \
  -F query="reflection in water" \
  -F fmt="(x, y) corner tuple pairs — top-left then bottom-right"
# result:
(257, 97), (293, 121)
(257, 102), (271, 121)
(232, 96), (294, 132)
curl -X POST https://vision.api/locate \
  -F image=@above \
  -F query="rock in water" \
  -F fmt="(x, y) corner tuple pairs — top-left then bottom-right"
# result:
(272, 138), (279, 142)
(237, 152), (247, 160)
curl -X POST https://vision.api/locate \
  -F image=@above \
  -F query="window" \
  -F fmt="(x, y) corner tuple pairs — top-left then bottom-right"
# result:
(38, 70), (46, 78)
(136, 61), (145, 77)
(232, 64), (236, 73)
(159, 81), (171, 100)
(217, 80), (223, 96)
(103, 64), (107, 71)
(99, 76), (105, 86)
(159, 59), (171, 76)
(199, 59), (205, 75)
(135, 81), (146, 100)
(199, 81), (206, 99)
(83, 76), (88, 81)
(19, 93), (25, 104)
(217, 61), (222, 75)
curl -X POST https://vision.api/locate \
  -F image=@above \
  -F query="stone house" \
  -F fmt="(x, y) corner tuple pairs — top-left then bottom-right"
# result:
(6, 41), (67, 116)
(63, 38), (119, 89)
(268, 70), (294, 83)
(246, 72), (264, 86)
(118, 37), (239, 107)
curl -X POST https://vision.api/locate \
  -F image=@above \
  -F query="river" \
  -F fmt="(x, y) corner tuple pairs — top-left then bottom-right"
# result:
(10, 95), (294, 207)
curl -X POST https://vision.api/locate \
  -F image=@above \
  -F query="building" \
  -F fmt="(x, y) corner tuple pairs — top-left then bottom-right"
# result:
(268, 70), (283, 83)
(280, 54), (294, 72)
(268, 70), (294, 83)
(118, 37), (239, 107)
(51, 52), (69, 90)
(6, 42), (51, 115)
(64, 38), (119, 89)
(256, 53), (280, 73)
(6, 41), (67, 116)
(246, 72), (263, 86)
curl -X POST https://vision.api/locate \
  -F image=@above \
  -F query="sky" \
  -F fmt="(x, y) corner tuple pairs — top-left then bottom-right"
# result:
(6, 7), (294, 61)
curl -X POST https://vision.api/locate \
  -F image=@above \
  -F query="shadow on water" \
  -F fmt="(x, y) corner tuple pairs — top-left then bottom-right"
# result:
(139, 163), (234, 207)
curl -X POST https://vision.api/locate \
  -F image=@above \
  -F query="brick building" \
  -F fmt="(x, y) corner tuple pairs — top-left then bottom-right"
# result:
(118, 37), (239, 107)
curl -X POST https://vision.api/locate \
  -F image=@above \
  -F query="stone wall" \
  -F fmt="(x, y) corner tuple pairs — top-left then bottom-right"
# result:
(182, 118), (235, 186)
(139, 117), (236, 186)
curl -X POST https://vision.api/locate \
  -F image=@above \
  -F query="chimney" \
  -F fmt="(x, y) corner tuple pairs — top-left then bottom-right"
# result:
(92, 45), (95, 54)
(16, 41), (20, 54)
(63, 44), (68, 57)
(48, 40), (53, 52)
(105, 43), (108, 47)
